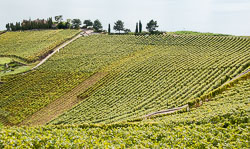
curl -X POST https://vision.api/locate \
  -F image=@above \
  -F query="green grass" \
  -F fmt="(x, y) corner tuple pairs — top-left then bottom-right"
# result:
(0, 30), (80, 63)
(167, 31), (231, 36)
(0, 57), (31, 77)
(0, 77), (249, 148)
(0, 65), (33, 77)
(0, 57), (13, 65)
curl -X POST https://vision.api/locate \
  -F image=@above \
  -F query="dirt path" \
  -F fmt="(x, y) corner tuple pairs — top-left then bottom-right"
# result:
(0, 31), (7, 36)
(32, 33), (83, 70)
(223, 69), (250, 85)
(20, 72), (107, 126)
(144, 105), (188, 118)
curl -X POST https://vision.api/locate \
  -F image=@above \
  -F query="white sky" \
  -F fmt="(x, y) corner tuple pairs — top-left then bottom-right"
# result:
(0, 0), (250, 35)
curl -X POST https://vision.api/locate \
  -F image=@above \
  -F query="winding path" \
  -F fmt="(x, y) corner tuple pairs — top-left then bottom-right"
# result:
(32, 29), (97, 70)
(144, 105), (188, 118)
(32, 32), (83, 70)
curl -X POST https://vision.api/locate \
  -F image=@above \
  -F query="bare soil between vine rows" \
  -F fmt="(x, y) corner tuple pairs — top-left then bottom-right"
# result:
(19, 72), (107, 126)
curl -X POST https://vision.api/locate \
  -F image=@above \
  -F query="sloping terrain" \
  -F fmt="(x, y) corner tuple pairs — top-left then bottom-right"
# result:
(0, 30), (80, 62)
(0, 73), (248, 148)
(50, 35), (250, 125)
(0, 30), (80, 77)
(20, 72), (107, 126)
(1, 35), (249, 126)
(0, 32), (249, 148)
(0, 35), (146, 125)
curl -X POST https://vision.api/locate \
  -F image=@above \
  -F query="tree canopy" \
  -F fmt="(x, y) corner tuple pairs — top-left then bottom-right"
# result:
(146, 20), (159, 33)
(113, 20), (124, 33)
(72, 19), (82, 29)
(93, 20), (103, 32)
(55, 15), (63, 23)
(83, 20), (93, 28)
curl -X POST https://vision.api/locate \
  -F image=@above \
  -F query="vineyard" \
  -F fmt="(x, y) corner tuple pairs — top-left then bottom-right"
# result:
(0, 32), (249, 148)
(0, 30), (80, 63)
(0, 35), (146, 125)
(50, 34), (250, 125)
(0, 74), (249, 148)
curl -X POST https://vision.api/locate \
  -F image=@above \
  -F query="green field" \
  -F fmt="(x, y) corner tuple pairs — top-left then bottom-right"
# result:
(0, 30), (80, 77)
(0, 32), (249, 148)
(1, 35), (249, 126)
(0, 30), (80, 62)
(50, 35), (249, 125)
(0, 74), (248, 148)
(0, 35), (145, 125)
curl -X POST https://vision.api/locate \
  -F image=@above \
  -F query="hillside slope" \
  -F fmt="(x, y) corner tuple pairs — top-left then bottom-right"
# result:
(0, 30), (80, 62)
(0, 35), (146, 125)
(50, 35), (250, 125)
(0, 35), (249, 126)
(0, 73), (249, 148)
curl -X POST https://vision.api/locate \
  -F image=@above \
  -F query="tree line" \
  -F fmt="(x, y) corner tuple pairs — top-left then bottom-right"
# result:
(110, 19), (159, 34)
(5, 16), (102, 31)
(6, 15), (160, 34)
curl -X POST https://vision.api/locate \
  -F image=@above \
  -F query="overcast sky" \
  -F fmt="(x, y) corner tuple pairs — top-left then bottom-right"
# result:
(1, 0), (250, 35)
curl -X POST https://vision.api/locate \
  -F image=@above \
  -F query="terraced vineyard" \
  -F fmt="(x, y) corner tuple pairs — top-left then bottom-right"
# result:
(1, 34), (249, 126)
(0, 30), (80, 62)
(0, 74), (249, 148)
(50, 35), (250, 125)
(0, 35), (145, 125)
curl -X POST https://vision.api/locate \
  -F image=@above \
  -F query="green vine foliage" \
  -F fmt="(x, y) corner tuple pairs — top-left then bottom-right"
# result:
(0, 78), (249, 148)
(0, 30), (80, 63)
(51, 35), (250, 125)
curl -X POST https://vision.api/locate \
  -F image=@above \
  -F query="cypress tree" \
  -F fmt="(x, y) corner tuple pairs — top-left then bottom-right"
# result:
(108, 24), (111, 34)
(16, 22), (21, 30)
(10, 23), (15, 31)
(6, 23), (10, 31)
(135, 22), (138, 34)
(48, 17), (53, 29)
(139, 20), (142, 33)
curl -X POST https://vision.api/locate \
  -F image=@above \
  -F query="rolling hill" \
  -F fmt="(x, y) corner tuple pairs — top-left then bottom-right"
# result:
(0, 31), (249, 148)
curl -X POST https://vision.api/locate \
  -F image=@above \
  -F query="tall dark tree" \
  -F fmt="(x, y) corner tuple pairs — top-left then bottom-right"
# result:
(93, 19), (103, 32)
(48, 17), (53, 29)
(16, 22), (21, 30)
(108, 24), (111, 34)
(83, 20), (93, 28)
(146, 20), (159, 33)
(113, 20), (124, 33)
(10, 23), (16, 31)
(135, 22), (139, 34)
(6, 23), (10, 31)
(65, 19), (71, 29)
(139, 20), (142, 33)
(72, 19), (82, 29)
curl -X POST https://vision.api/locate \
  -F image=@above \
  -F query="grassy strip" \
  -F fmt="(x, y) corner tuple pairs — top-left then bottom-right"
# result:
(167, 31), (231, 36)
